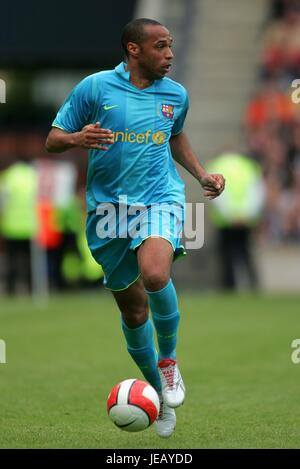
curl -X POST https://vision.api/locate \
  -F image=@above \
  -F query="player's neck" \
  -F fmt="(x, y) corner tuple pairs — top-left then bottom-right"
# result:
(125, 62), (154, 90)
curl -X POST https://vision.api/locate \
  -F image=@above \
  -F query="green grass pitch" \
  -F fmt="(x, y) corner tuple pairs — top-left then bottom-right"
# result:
(0, 290), (300, 448)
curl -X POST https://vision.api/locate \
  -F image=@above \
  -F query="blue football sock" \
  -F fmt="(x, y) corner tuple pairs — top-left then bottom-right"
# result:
(121, 317), (162, 393)
(145, 279), (180, 360)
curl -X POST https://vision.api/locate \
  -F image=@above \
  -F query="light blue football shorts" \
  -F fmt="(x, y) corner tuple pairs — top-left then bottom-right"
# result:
(86, 202), (186, 291)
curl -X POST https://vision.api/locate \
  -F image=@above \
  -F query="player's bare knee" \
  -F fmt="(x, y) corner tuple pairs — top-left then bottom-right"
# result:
(142, 269), (169, 292)
(122, 306), (148, 328)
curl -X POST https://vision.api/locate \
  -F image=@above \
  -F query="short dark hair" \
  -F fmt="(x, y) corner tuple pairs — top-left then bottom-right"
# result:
(121, 18), (162, 58)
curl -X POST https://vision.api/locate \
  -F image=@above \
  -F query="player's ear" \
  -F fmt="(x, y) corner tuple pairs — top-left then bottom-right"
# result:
(127, 42), (140, 58)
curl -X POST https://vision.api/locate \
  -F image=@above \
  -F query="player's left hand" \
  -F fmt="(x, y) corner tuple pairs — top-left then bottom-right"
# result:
(199, 173), (225, 199)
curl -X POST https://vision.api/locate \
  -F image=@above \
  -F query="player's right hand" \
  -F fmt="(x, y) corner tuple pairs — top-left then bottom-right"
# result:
(75, 122), (114, 150)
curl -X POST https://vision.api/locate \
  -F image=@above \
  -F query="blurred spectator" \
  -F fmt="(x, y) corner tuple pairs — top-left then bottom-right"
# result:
(279, 162), (300, 240)
(0, 158), (38, 294)
(36, 198), (64, 291)
(288, 119), (300, 167)
(245, 78), (294, 130)
(35, 158), (78, 291)
(60, 194), (104, 289)
(0, 132), (103, 294)
(244, 0), (300, 245)
(280, 161), (300, 239)
(263, 137), (290, 184)
(262, 0), (300, 80)
(207, 152), (265, 291)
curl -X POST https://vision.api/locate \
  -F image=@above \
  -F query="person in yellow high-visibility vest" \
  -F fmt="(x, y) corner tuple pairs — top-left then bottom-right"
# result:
(207, 152), (265, 290)
(59, 195), (104, 288)
(0, 160), (38, 294)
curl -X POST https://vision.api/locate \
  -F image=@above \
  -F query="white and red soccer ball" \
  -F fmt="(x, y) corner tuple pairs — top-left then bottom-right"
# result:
(107, 379), (160, 432)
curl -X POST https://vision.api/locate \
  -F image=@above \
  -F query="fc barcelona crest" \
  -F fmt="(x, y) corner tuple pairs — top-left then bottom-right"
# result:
(161, 103), (174, 119)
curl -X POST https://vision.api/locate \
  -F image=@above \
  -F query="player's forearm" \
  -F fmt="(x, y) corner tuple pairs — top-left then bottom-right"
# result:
(45, 128), (79, 153)
(169, 132), (206, 182)
(46, 123), (114, 153)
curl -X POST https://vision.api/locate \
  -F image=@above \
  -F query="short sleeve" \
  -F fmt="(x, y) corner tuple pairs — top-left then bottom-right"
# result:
(171, 89), (189, 136)
(52, 76), (94, 133)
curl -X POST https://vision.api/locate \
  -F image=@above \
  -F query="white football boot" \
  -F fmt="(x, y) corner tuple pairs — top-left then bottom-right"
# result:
(158, 358), (186, 408)
(155, 395), (176, 438)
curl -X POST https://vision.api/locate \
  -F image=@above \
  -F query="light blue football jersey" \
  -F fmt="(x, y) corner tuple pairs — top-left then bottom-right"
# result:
(52, 62), (189, 212)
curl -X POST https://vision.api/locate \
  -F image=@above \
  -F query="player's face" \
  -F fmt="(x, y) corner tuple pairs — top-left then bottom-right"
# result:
(137, 25), (174, 79)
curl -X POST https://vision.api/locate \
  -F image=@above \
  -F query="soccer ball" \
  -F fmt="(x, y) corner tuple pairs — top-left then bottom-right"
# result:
(107, 378), (160, 432)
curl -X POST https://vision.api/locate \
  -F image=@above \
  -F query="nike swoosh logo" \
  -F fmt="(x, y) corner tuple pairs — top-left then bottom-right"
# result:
(114, 418), (136, 428)
(103, 105), (118, 110)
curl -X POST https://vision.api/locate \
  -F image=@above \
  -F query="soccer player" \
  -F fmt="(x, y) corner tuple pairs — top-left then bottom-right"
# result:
(46, 18), (225, 438)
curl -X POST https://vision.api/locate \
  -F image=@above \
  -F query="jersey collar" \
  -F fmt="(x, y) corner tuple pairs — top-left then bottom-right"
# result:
(115, 62), (130, 81)
(114, 62), (164, 88)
